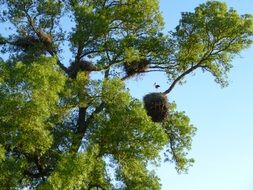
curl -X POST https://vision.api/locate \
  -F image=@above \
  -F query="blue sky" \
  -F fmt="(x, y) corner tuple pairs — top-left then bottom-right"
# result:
(126, 1), (253, 190)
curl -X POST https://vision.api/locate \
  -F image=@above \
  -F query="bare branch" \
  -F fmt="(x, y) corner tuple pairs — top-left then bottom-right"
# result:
(163, 64), (200, 94)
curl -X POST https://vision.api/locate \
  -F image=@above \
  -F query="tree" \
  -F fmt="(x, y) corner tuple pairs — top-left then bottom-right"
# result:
(0, 0), (252, 189)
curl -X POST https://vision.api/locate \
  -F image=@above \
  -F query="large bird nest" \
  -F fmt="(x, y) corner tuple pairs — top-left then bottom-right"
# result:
(78, 60), (97, 71)
(124, 59), (149, 77)
(69, 60), (96, 78)
(37, 30), (52, 45)
(14, 36), (39, 49)
(143, 92), (169, 122)
(14, 31), (52, 50)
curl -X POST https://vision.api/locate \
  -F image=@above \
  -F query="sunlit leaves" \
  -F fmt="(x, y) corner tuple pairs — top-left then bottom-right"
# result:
(0, 0), (63, 29)
(102, 79), (131, 109)
(38, 146), (99, 190)
(69, 0), (164, 67)
(0, 145), (5, 162)
(162, 102), (196, 173)
(116, 158), (161, 190)
(0, 57), (66, 154)
(91, 79), (168, 188)
(0, 156), (28, 189)
(99, 79), (167, 159)
(168, 1), (253, 87)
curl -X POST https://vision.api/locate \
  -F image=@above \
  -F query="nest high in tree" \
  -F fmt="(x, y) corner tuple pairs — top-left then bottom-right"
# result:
(14, 36), (39, 50)
(14, 31), (52, 51)
(124, 59), (149, 77)
(37, 30), (52, 45)
(143, 92), (168, 122)
(78, 60), (96, 71)
(69, 60), (96, 79)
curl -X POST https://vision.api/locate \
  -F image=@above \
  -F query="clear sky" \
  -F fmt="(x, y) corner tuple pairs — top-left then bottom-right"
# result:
(126, 1), (253, 190)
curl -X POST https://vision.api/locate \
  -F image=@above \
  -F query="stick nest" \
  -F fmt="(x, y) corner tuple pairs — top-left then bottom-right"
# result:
(14, 36), (39, 49)
(78, 60), (96, 71)
(143, 92), (168, 122)
(124, 59), (149, 76)
(69, 60), (96, 78)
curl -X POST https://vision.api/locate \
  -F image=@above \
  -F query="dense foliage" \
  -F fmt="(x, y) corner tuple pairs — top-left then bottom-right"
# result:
(0, 0), (252, 189)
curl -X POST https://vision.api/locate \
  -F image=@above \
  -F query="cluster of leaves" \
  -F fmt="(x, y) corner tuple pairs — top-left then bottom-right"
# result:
(0, 0), (252, 189)
(0, 57), (66, 188)
(163, 103), (196, 172)
(164, 1), (253, 91)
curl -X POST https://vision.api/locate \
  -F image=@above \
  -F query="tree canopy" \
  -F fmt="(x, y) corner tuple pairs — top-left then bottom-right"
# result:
(0, 0), (252, 189)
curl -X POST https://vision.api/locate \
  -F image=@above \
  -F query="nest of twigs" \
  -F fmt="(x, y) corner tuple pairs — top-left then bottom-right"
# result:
(143, 92), (168, 122)
(78, 60), (96, 71)
(69, 60), (96, 78)
(37, 30), (52, 45)
(14, 31), (52, 50)
(124, 59), (149, 77)
(14, 36), (39, 49)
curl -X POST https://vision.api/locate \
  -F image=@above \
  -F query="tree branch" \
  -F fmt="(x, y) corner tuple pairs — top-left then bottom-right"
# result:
(70, 106), (87, 153)
(169, 139), (180, 165)
(34, 155), (46, 182)
(163, 35), (239, 95)
(23, 8), (69, 75)
(70, 103), (105, 153)
(163, 64), (200, 94)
